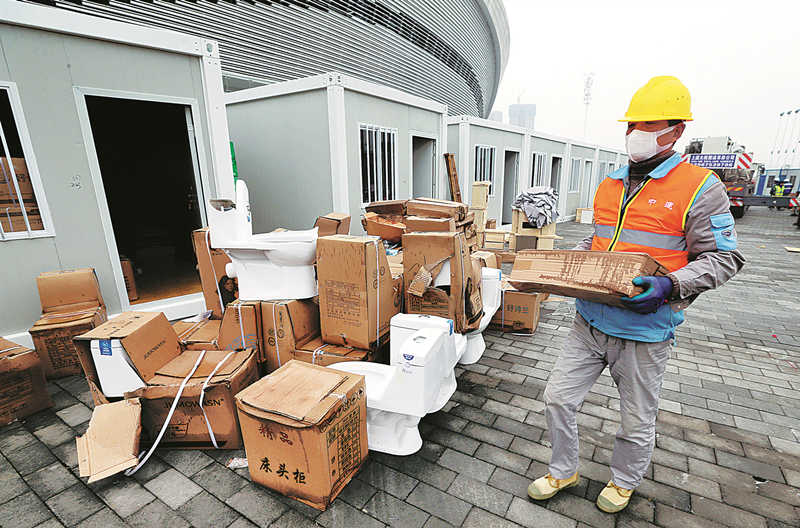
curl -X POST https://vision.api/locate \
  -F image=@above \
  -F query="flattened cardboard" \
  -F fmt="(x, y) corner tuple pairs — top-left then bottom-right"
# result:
(314, 213), (351, 237)
(260, 299), (320, 373)
(509, 250), (668, 306)
(406, 198), (467, 220)
(193, 228), (238, 319)
(364, 200), (407, 216)
(218, 300), (262, 359)
(490, 282), (543, 334)
(0, 337), (52, 425)
(77, 399), (141, 483)
(235, 361), (368, 510)
(404, 216), (456, 233)
(362, 212), (405, 243)
(317, 235), (400, 349)
(172, 319), (221, 349)
(402, 232), (483, 333)
(128, 349), (258, 449)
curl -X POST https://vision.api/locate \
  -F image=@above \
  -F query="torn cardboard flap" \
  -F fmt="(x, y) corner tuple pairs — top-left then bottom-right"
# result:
(407, 257), (448, 297)
(364, 199), (408, 216)
(77, 398), (141, 483)
(36, 268), (105, 314)
(236, 360), (347, 425)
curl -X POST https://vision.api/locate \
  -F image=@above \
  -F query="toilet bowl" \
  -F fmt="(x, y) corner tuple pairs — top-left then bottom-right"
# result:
(207, 180), (318, 301)
(459, 267), (503, 365)
(90, 339), (146, 397)
(329, 326), (450, 455)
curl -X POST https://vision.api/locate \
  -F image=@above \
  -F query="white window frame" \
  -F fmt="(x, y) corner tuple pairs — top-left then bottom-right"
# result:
(0, 81), (55, 240)
(408, 130), (439, 198)
(530, 151), (548, 187)
(550, 155), (563, 191)
(569, 158), (582, 192)
(359, 123), (398, 205)
(474, 144), (497, 195)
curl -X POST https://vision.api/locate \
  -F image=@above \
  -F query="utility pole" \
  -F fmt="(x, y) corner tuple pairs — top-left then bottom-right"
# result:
(583, 73), (594, 139)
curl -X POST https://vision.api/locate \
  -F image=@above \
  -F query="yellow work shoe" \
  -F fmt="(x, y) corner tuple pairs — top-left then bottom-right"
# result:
(527, 472), (580, 500)
(596, 481), (633, 513)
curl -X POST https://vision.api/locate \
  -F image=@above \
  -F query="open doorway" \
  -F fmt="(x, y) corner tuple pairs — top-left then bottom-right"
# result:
(412, 136), (436, 198)
(85, 96), (203, 305)
(502, 150), (520, 225)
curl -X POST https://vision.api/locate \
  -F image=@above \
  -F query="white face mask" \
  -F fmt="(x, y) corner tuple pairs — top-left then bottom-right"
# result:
(625, 125), (677, 163)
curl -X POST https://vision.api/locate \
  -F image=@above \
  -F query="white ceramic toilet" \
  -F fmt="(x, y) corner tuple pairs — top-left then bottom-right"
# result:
(459, 267), (503, 365)
(207, 180), (318, 301)
(329, 318), (453, 456)
(90, 339), (146, 397)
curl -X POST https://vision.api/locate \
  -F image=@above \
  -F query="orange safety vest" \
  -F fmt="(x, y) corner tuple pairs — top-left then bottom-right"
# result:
(592, 162), (715, 272)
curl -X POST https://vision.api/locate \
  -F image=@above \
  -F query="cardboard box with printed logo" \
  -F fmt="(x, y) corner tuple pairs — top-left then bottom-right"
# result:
(490, 280), (543, 334)
(0, 337), (52, 425)
(29, 268), (107, 378)
(235, 360), (368, 510)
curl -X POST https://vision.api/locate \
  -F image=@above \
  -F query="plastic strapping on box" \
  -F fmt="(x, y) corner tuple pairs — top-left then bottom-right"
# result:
(177, 320), (203, 341)
(500, 288), (506, 332)
(205, 229), (225, 314)
(0, 345), (22, 354)
(374, 240), (380, 349)
(124, 350), (206, 476)
(200, 350), (235, 449)
(312, 344), (329, 365)
(272, 303), (282, 367)
(236, 303), (245, 349)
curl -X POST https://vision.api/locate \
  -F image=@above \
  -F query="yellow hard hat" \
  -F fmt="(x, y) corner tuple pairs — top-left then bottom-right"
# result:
(620, 76), (693, 122)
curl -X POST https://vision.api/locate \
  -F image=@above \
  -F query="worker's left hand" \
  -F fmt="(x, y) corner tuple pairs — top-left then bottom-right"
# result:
(620, 276), (673, 314)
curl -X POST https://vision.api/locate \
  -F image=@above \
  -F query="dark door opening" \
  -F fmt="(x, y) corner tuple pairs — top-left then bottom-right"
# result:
(85, 96), (203, 305)
(412, 136), (436, 198)
(502, 150), (519, 225)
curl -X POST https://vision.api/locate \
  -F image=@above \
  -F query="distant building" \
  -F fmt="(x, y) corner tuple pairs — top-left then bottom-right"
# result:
(489, 111), (504, 122)
(509, 104), (537, 129)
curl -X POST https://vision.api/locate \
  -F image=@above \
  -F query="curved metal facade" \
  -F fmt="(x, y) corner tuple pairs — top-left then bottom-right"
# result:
(28, 0), (509, 117)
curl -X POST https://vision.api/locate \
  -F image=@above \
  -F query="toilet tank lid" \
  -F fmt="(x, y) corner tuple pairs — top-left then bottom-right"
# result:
(398, 328), (446, 367)
(391, 314), (453, 335)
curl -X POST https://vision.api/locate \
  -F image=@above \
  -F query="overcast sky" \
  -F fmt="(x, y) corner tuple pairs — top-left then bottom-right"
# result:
(491, 0), (800, 166)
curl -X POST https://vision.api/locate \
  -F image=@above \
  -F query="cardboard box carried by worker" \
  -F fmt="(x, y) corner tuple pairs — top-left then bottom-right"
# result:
(508, 250), (668, 306)
(29, 268), (107, 378)
(235, 360), (368, 511)
(316, 235), (402, 350)
(0, 337), (53, 425)
(403, 232), (483, 333)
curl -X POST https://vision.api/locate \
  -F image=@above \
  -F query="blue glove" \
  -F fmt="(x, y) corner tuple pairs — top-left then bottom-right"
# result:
(620, 276), (673, 314)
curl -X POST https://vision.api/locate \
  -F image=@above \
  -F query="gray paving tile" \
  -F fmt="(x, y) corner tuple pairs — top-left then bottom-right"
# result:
(55, 404), (92, 428)
(225, 483), (288, 526)
(356, 461), (419, 500)
(316, 499), (384, 528)
(191, 461), (249, 500)
(407, 482), (471, 526)
(159, 449), (214, 477)
(176, 490), (240, 528)
(6, 441), (56, 476)
(363, 490), (429, 528)
(143, 468), (202, 509)
(24, 462), (78, 500)
(125, 499), (190, 528)
(447, 474), (512, 516)
(75, 507), (126, 528)
(0, 490), (53, 528)
(92, 477), (155, 518)
(0, 425), (38, 452)
(438, 449), (495, 483)
(46, 483), (104, 526)
(506, 496), (577, 528)
(32, 421), (74, 448)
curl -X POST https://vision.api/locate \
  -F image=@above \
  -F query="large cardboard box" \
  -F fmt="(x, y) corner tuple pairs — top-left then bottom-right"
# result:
(317, 235), (401, 349)
(192, 228), (238, 319)
(0, 338), (52, 425)
(404, 216), (455, 233)
(218, 300), (262, 358)
(119, 257), (139, 302)
(509, 250), (668, 306)
(406, 198), (467, 220)
(403, 232), (483, 333)
(235, 361), (368, 510)
(490, 282), (543, 334)
(74, 313), (258, 449)
(260, 299), (321, 372)
(29, 268), (107, 378)
(314, 212), (351, 237)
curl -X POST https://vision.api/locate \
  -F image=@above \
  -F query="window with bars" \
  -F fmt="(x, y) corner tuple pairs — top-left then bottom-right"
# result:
(597, 161), (607, 186)
(360, 124), (397, 204)
(474, 145), (496, 194)
(530, 152), (547, 187)
(0, 86), (46, 239)
(569, 158), (581, 192)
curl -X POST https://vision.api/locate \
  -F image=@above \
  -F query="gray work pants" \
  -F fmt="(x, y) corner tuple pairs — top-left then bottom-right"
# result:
(544, 314), (670, 489)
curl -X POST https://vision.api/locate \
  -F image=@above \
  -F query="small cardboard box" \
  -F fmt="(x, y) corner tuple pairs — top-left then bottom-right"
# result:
(30, 268), (107, 378)
(218, 300), (263, 358)
(471, 181), (491, 210)
(0, 337), (53, 425)
(511, 209), (557, 236)
(490, 282), (543, 334)
(260, 299), (321, 373)
(120, 257), (138, 302)
(402, 232), (483, 333)
(486, 218), (497, 230)
(362, 212), (405, 243)
(406, 198), (467, 220)
(317, 235), (401, 349)
(314, 213), (351, 237)
(293, 336), (375, 367)
(535, 234), (563, 250)
(404, 216), (456, 233)
(172, 319), (221, 350)
(471, 250), (499, 269)
(192, 228), (238, 319)
(235, 361), (368, 511)
(509, 250), (668, 306)
(576, 207), (594, 224)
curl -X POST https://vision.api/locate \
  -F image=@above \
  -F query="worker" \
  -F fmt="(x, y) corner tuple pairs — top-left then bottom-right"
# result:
(772, 180), (786, 210)
(527, 76), (745, 513)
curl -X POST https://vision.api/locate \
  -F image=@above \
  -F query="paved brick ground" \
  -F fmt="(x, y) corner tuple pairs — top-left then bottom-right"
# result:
(2, 207), (799, 527)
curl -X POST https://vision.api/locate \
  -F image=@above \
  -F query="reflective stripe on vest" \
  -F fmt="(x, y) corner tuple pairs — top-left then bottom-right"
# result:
(591, 163), (715, 272)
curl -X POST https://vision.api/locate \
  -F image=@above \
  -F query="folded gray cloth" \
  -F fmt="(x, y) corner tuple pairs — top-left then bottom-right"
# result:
(512, 186), (559, 228)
